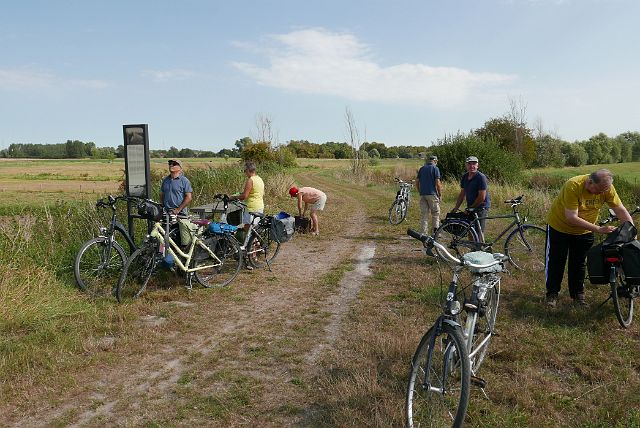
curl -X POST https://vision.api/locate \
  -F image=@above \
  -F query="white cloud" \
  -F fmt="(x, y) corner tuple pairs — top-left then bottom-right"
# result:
(141, 69), (196, 83)
(0, 68), (110, 91)
(232, 28), (516, 106)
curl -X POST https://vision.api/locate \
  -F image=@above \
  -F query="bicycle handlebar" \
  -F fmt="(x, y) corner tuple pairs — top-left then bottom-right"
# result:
(503, 195), (524, 205)
(407, 228), (507, 270)
(598, 206), (640, 226)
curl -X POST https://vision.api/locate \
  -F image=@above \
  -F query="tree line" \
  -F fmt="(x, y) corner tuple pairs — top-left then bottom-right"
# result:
(2, 121), (640, 170)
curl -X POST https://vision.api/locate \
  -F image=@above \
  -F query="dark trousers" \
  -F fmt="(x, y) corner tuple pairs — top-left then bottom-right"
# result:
(545, 225), (594, 298)
(474, 208), (488, 241)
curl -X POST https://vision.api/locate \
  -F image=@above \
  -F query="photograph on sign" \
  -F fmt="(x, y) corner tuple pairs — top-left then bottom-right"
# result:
(125, 127), (145, 145)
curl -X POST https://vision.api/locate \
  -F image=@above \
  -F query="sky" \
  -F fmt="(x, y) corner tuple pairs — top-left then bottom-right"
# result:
(1, 0), (639, 152)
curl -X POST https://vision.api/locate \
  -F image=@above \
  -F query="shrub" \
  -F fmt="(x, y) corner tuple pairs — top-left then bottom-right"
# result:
(431, 133), (524, 184)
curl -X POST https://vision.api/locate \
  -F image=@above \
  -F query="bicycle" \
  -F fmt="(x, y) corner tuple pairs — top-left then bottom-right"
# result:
(389, 178), (414, 225)
(212, 194), (282, 269)
(74, 195), (139, 297)
(406, 228), (509, 428)
(115, 204), (242, 302)
(435, 195), (546, 273)
(590, 206), (640, 328)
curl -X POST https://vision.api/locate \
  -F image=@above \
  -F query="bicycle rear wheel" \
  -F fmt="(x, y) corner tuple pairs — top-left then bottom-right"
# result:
(389, 199), (407, 225)
(116, 240), (158, 302)
(74, 237), (126, 297)
(406, 322), (470, 428)
(434, 221), (479, 260)
(194, 235), (242, 288)
(611, 271), (634, 328)
(246, 225), (282, 269)
(504, 225), (547, 272)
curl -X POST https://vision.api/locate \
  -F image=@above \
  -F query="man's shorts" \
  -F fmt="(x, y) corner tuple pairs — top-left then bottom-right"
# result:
(311, 194), (327, 211)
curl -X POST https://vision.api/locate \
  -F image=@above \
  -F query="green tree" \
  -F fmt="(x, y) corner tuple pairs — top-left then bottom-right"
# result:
(235, 137), (253, 153)
(534, 136), (565, 168)
(563, 143), (588, 167)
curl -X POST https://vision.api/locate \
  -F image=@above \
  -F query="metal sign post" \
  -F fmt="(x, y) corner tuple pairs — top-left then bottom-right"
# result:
(123, 124), (152, 241)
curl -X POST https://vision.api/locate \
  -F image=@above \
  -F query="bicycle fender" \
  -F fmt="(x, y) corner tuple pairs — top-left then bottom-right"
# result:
(441, 318), (462, 330)
(609, 265), (617, 283)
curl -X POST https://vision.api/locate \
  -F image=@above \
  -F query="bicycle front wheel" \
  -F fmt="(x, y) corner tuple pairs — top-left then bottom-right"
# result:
(406, 322), (471, 428)
(504, 225), (547, 272)
(434, 221), (479, 260)
(116, 241), (158, 302)
(464, 281), (500, 373)
(389, 199), (407, 225)
(611, 270), (634, 328)
(74, 237), (126, 297)
(194, 235), (242, 288)
(246, 226), (282, 269)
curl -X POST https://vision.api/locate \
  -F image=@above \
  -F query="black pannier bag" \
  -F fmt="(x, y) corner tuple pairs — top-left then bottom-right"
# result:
(271, 212), (295, 243)
(622, 240), (640, 285)
(294, 216), (312, 234)
(603, 221), (637, 246)
(227, 209), (242, 226)
(137, 200), (163, 221)
(587, 243), (609, 284)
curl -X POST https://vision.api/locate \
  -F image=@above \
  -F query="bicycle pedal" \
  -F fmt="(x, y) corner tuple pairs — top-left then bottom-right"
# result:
(470, 375), (487, 389)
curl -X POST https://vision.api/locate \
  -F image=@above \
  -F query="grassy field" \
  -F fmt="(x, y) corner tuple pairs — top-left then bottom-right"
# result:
(1, 157), (639, 426)
(529, 162), (640, 184)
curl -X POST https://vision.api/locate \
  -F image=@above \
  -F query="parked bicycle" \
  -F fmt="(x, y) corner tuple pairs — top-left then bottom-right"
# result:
(212, 194), (282, 269)
(589, 206), (640, 328)
(74, 195), (139, 297)
(435, 195), (546, 273)
(116, 201), (242, 302)
(389, 178), (414, 225)
(406, 228), (509, 428)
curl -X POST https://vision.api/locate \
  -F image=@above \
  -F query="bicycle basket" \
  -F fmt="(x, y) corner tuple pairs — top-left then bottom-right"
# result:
(137, 200), (163, 221)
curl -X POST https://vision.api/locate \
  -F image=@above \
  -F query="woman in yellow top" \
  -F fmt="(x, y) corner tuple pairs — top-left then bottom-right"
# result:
(231, 161), (265, 233)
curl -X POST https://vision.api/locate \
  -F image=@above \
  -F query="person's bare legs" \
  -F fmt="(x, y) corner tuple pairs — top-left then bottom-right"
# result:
(310, 210), (319, 235)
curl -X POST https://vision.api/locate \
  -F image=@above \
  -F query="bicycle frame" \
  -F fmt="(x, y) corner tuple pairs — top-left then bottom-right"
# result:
(151, 221), (222, 274)
(455, 204), (527, 249)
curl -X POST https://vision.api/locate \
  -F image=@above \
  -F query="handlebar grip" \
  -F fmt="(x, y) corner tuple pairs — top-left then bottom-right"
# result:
(407, 228), (428, 243)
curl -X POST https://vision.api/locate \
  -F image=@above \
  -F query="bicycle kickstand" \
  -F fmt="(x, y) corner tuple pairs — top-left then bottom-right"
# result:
(185, 272), (194, 291)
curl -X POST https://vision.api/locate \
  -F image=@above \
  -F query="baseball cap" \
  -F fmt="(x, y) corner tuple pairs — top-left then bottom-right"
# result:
(465, 156), (479, 163)
(168, 159), (182, 167)
(429, 155), (438, 161)
(289, 186), (299, 197)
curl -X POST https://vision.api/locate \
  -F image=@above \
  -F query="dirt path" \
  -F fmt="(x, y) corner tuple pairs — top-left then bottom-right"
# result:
(1, 172), (380, 427)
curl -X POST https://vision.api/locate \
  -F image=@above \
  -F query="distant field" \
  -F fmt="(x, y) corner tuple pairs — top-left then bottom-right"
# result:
(529, 162), (640, 183)
(0, 157), (422, 206)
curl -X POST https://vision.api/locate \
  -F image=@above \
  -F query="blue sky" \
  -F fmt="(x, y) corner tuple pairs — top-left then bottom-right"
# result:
(1, 0), (639, 151)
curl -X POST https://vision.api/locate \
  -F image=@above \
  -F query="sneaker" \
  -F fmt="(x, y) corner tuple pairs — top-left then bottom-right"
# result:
(545, 294), (557, 308)
(573, 293), (588, 306)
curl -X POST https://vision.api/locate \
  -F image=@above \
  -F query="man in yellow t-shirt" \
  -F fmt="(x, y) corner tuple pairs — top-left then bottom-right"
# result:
(545, 169), (633, 308)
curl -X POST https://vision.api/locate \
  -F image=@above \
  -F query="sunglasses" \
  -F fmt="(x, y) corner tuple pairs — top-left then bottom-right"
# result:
(168, 161), (179, 166)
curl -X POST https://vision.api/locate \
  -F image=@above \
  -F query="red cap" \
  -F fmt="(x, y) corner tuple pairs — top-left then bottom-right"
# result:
(289, 186), (298, 197)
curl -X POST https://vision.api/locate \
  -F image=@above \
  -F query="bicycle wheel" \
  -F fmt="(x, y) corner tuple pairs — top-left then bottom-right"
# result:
(246, 225), (282, 269)
(389, 199), (407, 225)
(434, 221), (479, 260)
(193, 235), (242, 288)
(74, 237), (126, 297)
(504, 225), (547, 272)
(463, 279), (500, 373)
(611, 271), (634, 328)
(116, 240), (158, 302)
(406, 322), (471, 428)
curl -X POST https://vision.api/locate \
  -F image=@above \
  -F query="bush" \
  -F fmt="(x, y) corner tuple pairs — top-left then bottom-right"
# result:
(431, 133), (524, 184)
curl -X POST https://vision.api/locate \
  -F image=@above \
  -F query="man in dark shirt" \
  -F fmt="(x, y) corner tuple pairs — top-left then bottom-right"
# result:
(451, 156), (491, 236)
(416, 155), (442, 234)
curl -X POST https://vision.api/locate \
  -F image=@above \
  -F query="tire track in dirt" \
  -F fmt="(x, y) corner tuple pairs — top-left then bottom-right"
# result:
(2, 172), (379, 427)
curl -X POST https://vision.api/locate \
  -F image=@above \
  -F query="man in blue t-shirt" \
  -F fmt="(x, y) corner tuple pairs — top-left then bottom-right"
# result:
(160, 159), (193, 247)
(416, 155), (442, 234)
(451, 156), (491, 236)
(160, 159), (193, 216)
